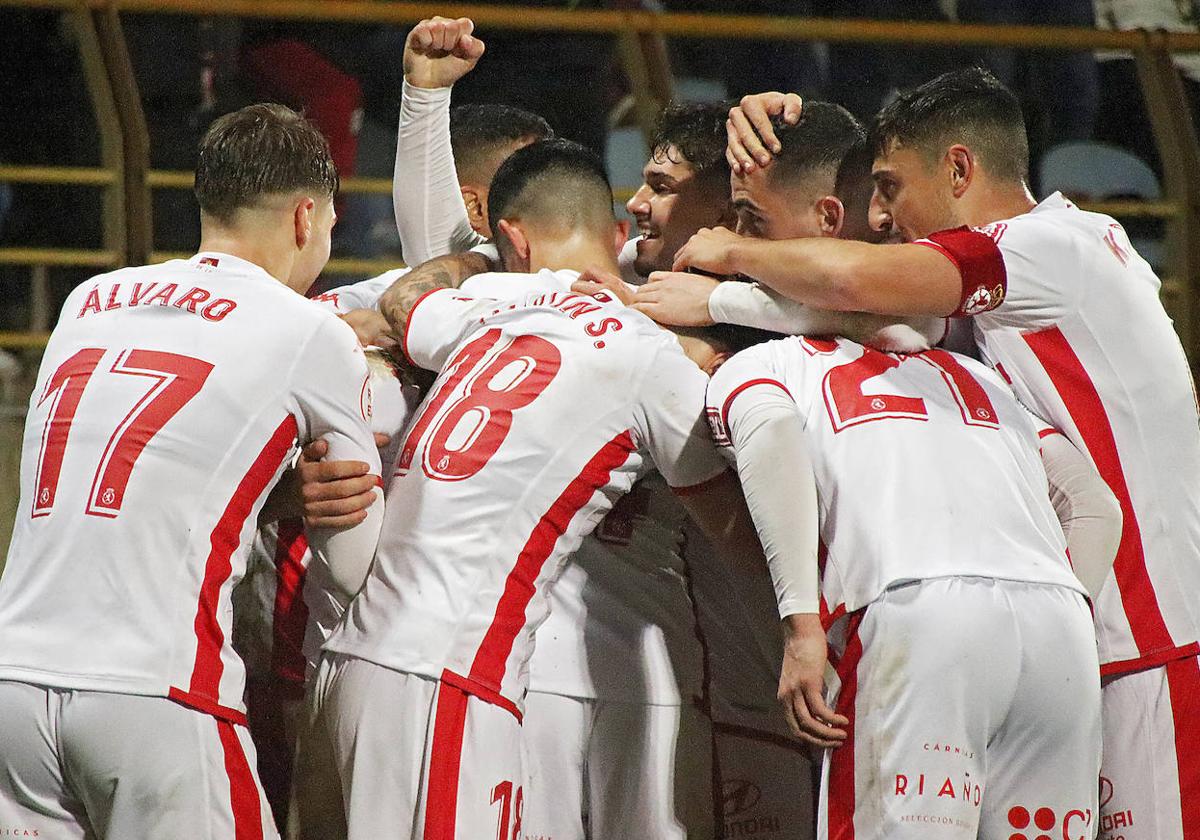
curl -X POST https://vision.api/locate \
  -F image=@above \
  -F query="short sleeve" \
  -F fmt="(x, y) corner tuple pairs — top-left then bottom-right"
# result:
(919, 218), (1079, 328)
(401, 288), (496, 372)
(704, 347), (794, 463)
(315, 269), (411, 314)
(293, 316), (382, 478)
(634, 345), (728, 490)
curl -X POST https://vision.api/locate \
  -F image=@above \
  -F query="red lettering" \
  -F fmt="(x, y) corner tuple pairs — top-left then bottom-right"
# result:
(173, 286), (210, 314)
(1063, 809), (1091, 840)
(103, 284), (122, 311)
(558, 299), (600, 319)
(201, 299), (237, 322)
(77, 288), (102, 318)
(1113, 812), (1129, 829)
(894, 775), (908, 795)
(129, 282), (158, 306)
(937, 778), (955, 799)
(585, 317), (623, 337)
(143, 282), (178, 306)
(801, 336), (839, 355)
(918, 774), (925, 795)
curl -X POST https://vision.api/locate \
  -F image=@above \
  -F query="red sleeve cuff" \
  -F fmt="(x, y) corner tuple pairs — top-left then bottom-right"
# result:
(919, 227), (1008, 318)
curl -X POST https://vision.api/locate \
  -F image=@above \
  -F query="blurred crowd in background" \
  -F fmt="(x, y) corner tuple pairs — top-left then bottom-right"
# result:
(0, 0), (1198, 328)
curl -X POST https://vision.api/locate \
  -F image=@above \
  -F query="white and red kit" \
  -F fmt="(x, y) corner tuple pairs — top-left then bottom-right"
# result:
(0, 253), (382, 840)
(920, 193), (1200, 837)
(310, 283), (726, 839)
(706, 335), (1100, 840)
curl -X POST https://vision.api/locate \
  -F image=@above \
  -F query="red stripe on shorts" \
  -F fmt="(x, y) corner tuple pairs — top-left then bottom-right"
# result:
(216, 719), (265, 840)
(1166, 655), (1200, 836)
(828, 611), (864, 840)
(424, 677), (470, 840)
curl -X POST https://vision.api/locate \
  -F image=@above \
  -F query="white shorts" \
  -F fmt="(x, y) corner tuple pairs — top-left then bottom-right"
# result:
(297, 654), (524, 840)
(818, 577), (1101, 840)
(1098, 655), (1200, 840)
(713, 720), (814, 840)
(521, 691), (714, 840)
(0, 680), (278, 840)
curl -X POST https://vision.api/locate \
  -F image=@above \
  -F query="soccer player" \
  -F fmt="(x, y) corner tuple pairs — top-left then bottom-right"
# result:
(0, 103), (383, 840)
(296, 139), (767, 840)
(660, 67), (1200, 839)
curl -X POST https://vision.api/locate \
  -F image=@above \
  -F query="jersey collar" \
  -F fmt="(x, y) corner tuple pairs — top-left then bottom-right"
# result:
(189, 251), (279, 285)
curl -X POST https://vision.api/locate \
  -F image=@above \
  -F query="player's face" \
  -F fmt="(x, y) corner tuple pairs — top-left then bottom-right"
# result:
(870, 144), (957, 242)
(627, 146), (726, 277)
(291, 196), (337, 293)
(731, 166), (825, 241)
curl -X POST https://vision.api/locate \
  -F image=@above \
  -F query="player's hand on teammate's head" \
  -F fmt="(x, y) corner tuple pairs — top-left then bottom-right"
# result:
(297, 439), (380, 529)
(632, 272), (719, 327)
(340, 308), (399, 351)
(671, 226), (743, 276)
(726, 92), (803, 175)
(404, 16), (486, 90)
(571, 266), (635, 306)
(778, 613), (849, 749)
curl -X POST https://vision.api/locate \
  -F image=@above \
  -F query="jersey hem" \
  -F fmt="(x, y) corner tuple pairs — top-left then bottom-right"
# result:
(440, 669), (523, 722)
(1099, 641), (1200, 679)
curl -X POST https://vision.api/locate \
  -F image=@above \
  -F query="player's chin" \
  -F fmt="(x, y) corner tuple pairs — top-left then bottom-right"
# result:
(634, 238), (665, 277)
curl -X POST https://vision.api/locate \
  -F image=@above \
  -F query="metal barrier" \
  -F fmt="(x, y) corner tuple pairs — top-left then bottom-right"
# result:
(2, 0), (1199, 358)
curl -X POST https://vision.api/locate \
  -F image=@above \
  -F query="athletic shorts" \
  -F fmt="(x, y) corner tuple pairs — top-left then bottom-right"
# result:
(296, 653), (524, 840)
(713, 719), (815, 840)
(818, 577), (1101, 840)
(1098, 655), (1200, 840)
(0, 680), (278, 840)
(521, 691), (714, 840)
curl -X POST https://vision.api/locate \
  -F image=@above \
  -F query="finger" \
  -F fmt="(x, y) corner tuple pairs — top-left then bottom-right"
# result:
(300, 459), (370, 483)
(301, 439), (329, 462)
(304, 489), (377, 518)
(726, 144), (740, 175)
(780, 693), (803, 738)
(373, 432), (391, 449)
(305, 509), (368, 530)
(728, 106), (771, 168)
(301, 475), (377, 504)
(457, 16), (474, 36)
(726, 117), (754, 175)
(783, 93), (803, 123)
(413, 22), (435, 51)
(804, 684), (850, 728)
(792, 694), (846, 748)
(742, 95), (781, 155)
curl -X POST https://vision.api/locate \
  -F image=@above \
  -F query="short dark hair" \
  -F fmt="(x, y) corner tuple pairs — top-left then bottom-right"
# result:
(675, 318), (782, 356)
(650, 102), (731, 183)
(195, 103), (339, 223)
(450, 104), (554, 184)
(487, 139), (615, 250)
(768, 102), (865, 192)
(870, 67), (1029, 182)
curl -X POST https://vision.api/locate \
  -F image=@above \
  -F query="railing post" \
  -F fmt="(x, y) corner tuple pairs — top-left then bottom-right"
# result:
(1135, 36), (1200, 369)
(92, 5), (153, 266)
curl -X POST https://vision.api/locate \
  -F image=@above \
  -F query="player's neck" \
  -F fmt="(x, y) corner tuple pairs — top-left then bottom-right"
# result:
(528, 235), (620, 276)
(959, 179), (1037, 229)
(196, 231), (294, 288)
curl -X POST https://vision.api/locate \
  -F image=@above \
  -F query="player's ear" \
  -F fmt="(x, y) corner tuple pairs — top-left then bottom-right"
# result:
(612, 219), (631, 256)
(294, 196), (315, 250)
(947, 145), (974, 199)
(816, 195), (845, 238)
(462, 186), (488, 236)
(496, 219), (530, 264)
(703, 348), (732, 377)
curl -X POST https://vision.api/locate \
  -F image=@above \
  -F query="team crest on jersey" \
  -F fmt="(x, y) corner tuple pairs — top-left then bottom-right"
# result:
(1104, 224), (1130, 266)
(706, 406), (731, 447)
(974, 222), (1008, 244)
(960, 283), (1005, 316)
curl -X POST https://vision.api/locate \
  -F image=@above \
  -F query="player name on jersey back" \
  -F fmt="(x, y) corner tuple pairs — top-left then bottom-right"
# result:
(0, 253), (378, 722)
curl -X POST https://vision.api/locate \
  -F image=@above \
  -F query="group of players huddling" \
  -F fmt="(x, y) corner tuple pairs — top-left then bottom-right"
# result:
(0, 13), (1197, 840)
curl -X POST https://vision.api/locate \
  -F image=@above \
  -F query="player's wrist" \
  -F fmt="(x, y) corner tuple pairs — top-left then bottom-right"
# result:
(781, 611), (823, 640)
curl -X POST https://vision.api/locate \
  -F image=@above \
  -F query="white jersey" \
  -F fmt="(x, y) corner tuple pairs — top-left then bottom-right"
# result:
(326, 284), (726, 712)
(311, 269), (409, 313)
(919, 192), (1200, 673)
(706, 336), (1084, 618)
(0, 252), (380, 722)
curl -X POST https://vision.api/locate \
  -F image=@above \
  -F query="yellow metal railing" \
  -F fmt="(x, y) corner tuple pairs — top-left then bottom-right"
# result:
(2, 1), (1199, 357)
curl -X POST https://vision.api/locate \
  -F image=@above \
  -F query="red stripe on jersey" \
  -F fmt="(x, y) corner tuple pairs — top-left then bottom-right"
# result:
(1024, 327), (1177, 664)
(167, 687), (248, 725)
(1166, 655), (1200, 835)
(400, 288), (447, 367)
(441, 668), (522, 723)
(1038, 427), (1062, 440)
(1099, 641), (1200, 678)
(424, 677), (470, 840)
(467, 430), (637, 695)
(827, 611), (864, 840)
(270, 519), (310, 687)
(216, 719), (266, 840)
(720, 377), (793, 433)
(179, 415), (298, 711)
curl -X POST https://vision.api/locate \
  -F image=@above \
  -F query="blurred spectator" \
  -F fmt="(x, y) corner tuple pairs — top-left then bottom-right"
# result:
(1093, 0), (1200, 178)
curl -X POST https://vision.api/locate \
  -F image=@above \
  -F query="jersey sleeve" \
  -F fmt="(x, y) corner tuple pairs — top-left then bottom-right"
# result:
(401, 288), (495, 372)
(318, 269), (411, 313)
(703, 345), (796, 462)
(917, 218), (1081, 328)
(633, 345), (728, 491)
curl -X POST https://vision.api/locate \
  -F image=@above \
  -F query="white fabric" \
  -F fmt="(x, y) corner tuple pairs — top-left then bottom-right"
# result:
(311, 268), (410, 313)
(0, 253), (381, 719)
(327, 284), (725, 711)
(963, 193), (1200, 670)
(393, 82), (486, 265)
(817, 577), (1100, 840)
(708, 280), (946, 352)
(1040, 430), (1123, 600)
(299, 654), (524, 840)
(521, 691), (714, 840)
(718, 384), (820, 617)
(0, 681), (279, 840)
(707, 337), (1084, 617)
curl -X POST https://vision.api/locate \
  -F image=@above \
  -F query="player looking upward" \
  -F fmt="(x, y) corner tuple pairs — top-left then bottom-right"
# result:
(0, 104), (383, 840)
